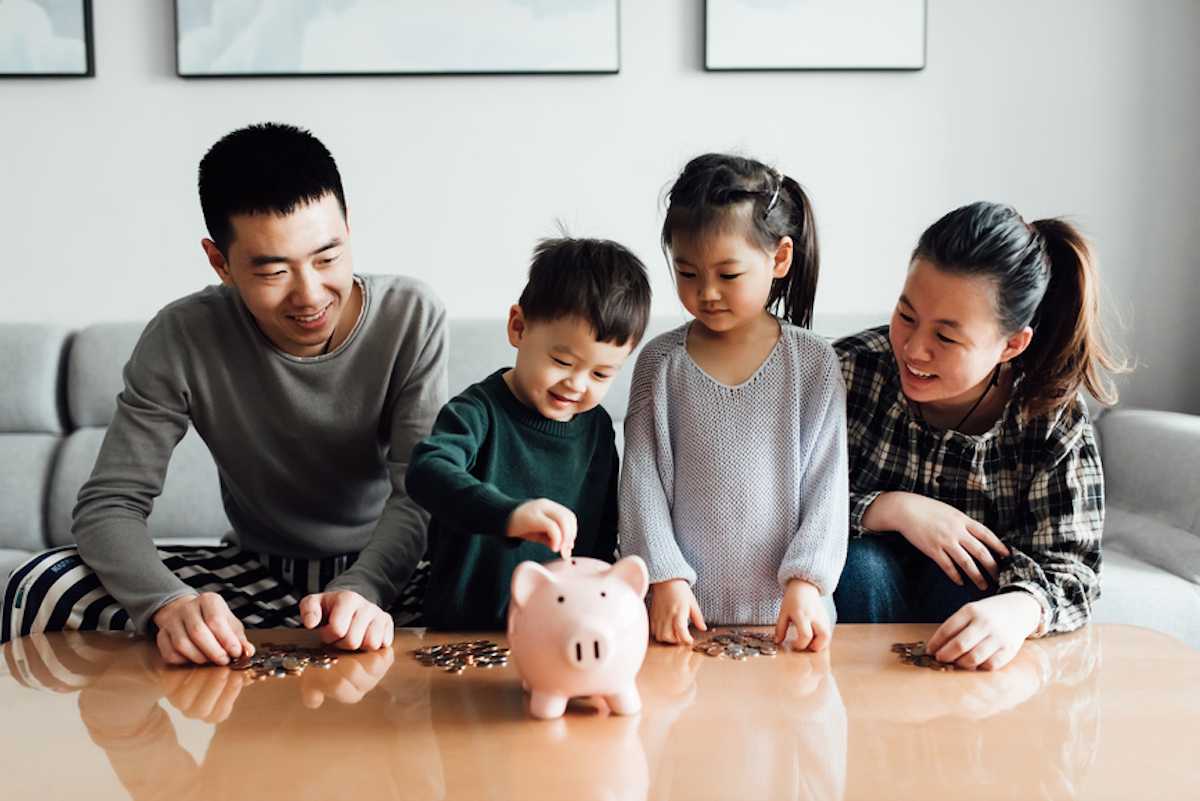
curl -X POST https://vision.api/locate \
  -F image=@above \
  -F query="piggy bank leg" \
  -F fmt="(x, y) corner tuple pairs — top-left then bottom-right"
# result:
(604, 686), (642, 716)
(529, 690), (568, 720)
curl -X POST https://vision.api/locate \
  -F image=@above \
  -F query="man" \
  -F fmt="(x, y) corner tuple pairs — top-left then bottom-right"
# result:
(1, 123), (445, 665)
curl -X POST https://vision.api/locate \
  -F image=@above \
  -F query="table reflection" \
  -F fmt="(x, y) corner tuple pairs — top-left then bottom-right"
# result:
(838, 628), (1101, 799)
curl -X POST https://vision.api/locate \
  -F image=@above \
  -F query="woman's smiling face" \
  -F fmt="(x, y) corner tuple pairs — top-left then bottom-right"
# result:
(889, 259), (1030, 412)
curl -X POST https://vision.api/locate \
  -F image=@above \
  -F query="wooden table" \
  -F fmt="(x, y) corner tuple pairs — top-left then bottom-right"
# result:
(1, 624), (1197, 800)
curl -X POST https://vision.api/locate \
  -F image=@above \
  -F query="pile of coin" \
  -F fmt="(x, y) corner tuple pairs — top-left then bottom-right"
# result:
(411, 640), (510, 674)
(892, 641), (955, 671)
(229, 643), (338, 680)
(692, 629), (780, 659)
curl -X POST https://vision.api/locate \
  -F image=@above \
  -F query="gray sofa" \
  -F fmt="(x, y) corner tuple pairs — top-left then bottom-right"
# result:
(2, 317), (1197, 649)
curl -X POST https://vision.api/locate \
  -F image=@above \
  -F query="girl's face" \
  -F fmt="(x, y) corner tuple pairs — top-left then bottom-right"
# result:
(889, 259), (1031, 410)
(670, 225), (792, 334)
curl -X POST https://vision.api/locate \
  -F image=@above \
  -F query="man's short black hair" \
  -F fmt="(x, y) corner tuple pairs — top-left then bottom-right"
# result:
(198, 122), (346, 254)
(519, 237), (652, 347)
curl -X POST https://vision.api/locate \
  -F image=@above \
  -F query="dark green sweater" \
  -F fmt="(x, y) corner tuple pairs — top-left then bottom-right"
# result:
(405, 369), (619, 629)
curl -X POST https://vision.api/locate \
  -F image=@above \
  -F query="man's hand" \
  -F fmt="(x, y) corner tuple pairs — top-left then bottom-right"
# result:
(869, 492), (1010, 591)
(506, 498), (578, 558)
(299, 590), (394, 651)
(152, 592), (254, 666)
(774, 578), (831, 652)
(649, 579), (706, 645)
(925, 591), (1042, 671)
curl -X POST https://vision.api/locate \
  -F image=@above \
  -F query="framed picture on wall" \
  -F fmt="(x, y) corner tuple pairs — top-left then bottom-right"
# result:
(705, 0), (926, 71)
(0, 0), (94, 77)
(175, 0), (621, 77)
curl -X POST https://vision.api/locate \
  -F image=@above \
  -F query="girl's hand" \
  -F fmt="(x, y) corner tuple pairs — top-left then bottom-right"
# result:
(774, 579), (831, 652)
(649, 579), (707, 645)
(868, 492), (1010, 590)
(926, 592), (1043, 670)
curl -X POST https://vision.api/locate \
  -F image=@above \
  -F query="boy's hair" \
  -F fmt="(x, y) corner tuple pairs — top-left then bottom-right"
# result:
(198, 122), (346, 255)
(662, 153), (820, 329)
(518, 237), (652, 347)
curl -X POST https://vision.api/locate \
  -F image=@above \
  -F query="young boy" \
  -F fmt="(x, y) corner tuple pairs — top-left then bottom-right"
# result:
(406, 237), (651, 630)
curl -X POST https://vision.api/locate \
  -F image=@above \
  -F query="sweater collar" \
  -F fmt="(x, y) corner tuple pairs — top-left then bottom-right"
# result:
(485, 369), (594, 438)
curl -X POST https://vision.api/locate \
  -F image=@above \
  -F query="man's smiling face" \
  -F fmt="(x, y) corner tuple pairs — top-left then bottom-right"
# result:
(203, 192), (355, 357)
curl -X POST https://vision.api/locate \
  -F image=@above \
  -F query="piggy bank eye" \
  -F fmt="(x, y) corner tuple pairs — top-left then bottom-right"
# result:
(557, 595), (564, 603)
(571, 559), (577, 565)
(600, 591), (607, 598)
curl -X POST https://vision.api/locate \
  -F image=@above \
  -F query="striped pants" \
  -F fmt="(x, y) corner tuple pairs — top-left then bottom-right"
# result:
(1, 544), (428, 644)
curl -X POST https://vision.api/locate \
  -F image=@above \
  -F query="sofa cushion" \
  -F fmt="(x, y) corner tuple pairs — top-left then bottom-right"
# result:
(1092, 548), (1200, 650)
(0, 325), (70, 434)
(47, 427), (231, 547)
(0, 435), (58, 551)
(67, 322), (143, 429)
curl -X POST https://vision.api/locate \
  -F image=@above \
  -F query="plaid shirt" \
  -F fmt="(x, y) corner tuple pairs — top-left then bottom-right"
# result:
(834, 326), (1103, 636)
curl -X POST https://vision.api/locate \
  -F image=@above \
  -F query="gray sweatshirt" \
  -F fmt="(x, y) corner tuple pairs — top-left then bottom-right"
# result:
(73, 274), (447, 632)
(619, 322), (849, 625)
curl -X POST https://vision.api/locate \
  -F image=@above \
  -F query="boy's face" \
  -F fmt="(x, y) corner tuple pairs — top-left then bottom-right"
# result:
(505, 309), (634, 422)
(201, 193), (356, 358)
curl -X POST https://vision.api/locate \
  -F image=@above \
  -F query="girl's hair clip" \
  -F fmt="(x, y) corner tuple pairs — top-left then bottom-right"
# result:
(765, 171), (783, 215)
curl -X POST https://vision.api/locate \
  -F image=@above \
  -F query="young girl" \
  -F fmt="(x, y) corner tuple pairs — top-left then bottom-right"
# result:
(620, 153), (848, 651)
(833, 201), (1122, 670)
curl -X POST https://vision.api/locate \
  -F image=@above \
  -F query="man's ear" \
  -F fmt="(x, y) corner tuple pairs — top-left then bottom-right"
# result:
(507, 305), (526, 348)
(202, 238), (233, 286)
(772, 236), (794, 279)
(999, 326), (1034, 363)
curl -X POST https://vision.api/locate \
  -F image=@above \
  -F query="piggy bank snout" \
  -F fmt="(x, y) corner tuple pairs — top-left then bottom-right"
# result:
(565, 624), (612, 671)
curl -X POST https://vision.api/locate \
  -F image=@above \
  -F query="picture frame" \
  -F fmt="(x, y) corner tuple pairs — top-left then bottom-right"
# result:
(705, 0), (926, 72)
(0, 0), (94, 77)
(174, 0), (622, 77)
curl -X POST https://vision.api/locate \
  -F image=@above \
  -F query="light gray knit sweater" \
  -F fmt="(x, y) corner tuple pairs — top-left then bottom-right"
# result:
(619, 322), (849, 625)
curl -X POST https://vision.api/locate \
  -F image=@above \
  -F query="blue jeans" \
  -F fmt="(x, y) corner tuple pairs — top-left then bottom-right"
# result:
(832, 533), (992, 623)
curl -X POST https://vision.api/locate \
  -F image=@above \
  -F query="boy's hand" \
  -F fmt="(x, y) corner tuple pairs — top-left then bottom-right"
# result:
(507, 498), (578, 558)
(871, 492), (1010, 591)
(649, 579), (706, 645)
(152, 592), (254, 666)
(926, 592), (1042, 671)
(774, 579), (831, 652)
(299, 590), (395, 651)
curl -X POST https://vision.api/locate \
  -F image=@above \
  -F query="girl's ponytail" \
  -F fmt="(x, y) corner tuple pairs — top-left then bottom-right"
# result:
(767, 175), (819, 329)
(1020, 218), (1122, 417)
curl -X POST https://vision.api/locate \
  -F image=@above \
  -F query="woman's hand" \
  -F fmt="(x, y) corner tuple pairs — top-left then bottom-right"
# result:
(866, 492), (1010, 590)
(926, 592), (1043, 670)
(648, 579), (707, 645)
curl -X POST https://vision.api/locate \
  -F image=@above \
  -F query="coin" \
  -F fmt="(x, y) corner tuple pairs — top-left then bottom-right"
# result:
(891, 641), (955, 671)
(412, 640), (509, 675)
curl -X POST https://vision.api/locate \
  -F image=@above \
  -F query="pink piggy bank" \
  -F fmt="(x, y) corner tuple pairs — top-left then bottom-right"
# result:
(507, 555), (650, 720)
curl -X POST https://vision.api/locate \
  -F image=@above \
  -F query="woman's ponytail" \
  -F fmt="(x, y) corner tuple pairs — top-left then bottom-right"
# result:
(1020, 218), (1123, 416)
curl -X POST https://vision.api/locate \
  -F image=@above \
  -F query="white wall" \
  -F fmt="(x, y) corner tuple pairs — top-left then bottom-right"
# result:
(2, 0), (1198, 413)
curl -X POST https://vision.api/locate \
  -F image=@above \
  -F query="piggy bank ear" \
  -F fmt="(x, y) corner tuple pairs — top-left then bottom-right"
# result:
(511, 560), (558, 610)
(608, 556), (649, 600)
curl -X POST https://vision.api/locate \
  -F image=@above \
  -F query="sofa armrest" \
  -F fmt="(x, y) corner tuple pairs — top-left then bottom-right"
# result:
(1096, 409), (1200, 583)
